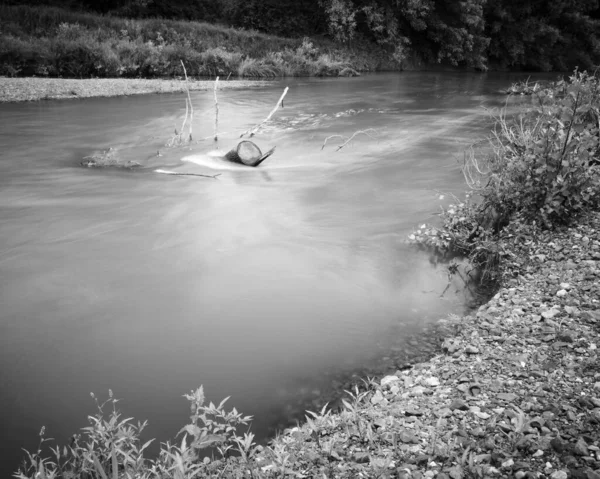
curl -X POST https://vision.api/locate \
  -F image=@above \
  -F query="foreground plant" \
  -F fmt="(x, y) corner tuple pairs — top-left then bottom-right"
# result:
(15, 387), (259, 479)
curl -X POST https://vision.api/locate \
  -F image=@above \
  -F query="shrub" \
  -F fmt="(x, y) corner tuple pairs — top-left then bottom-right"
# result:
(466, 70), (600, 228)
(0, 35), (54, 76)
(411, 69), (600, 284)
(15, 387), (259, 479)
(237, 57), (280, 78)
(197, 47), (242, 77)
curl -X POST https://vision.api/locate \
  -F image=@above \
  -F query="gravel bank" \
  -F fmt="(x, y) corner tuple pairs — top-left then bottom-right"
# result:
(0, 77), (268, 103)
(245, 212), (600, 478)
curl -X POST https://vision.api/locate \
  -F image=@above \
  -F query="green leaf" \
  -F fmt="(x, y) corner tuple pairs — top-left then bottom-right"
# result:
(92, 453), (108, 479)
(111, 448), (118, 479)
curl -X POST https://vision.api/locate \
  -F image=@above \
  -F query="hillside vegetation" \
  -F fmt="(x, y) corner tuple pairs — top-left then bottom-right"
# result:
(1, 0), (599, 79)
(0, 4), (385, 78)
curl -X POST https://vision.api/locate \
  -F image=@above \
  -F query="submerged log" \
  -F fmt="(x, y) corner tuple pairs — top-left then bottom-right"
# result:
(224, 140), (275, 167)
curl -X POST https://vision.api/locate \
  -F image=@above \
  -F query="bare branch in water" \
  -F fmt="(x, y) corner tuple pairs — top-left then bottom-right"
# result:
(165, 62), (196, 148)
(155, 169), (221, 179)
(240, 87), (289, 138)
(321, 129), (378, 151)
(180, 60), (194, 142)
(213, 76), (220, 143)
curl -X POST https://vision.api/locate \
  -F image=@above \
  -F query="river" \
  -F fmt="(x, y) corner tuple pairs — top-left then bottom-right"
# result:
(0, 72), (542, 475)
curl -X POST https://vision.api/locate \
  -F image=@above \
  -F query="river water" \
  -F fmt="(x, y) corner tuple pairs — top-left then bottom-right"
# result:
(0, 72), (537, 475)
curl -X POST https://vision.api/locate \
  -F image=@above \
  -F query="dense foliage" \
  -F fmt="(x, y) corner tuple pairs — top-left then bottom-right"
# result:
(2, 0), (599, 72)
(0, 4), (377, 78)
(411, 70), (600, 285)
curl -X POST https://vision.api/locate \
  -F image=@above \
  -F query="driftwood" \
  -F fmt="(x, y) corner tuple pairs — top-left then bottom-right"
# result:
(321, 129), (378, 151)
(224, 141), (275, 167)
(240, 87), (289, 138)
(213, 76), (219, 142)
(155, 169), (221, 178)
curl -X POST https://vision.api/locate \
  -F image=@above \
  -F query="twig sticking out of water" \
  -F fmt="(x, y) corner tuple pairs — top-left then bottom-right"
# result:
(214, 76), (220, 144)
(181, 60), (194, 142)
(166, 62), (195, 148)
(321, 129), (378, 151)
(240, 87), (289, 138)
(155, 169), (221, 179)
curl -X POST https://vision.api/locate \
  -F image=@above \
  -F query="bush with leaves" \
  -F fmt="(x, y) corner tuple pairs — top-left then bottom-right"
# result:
(411, 69), (600, 285)
(14, 386), (260, 479)
(468, 69), (600, 228)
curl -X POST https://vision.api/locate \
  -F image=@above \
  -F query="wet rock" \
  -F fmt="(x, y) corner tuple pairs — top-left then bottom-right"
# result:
(574, 438), (590, 456)
(497, 393), (518, 401)
(551, 437), (566, 453)
(449, 399), (469, 411)
(405, 407), (424, 416)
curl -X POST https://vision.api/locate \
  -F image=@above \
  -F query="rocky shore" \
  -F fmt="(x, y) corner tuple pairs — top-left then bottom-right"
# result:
(0, 77), (267, 103)
(238, 212), (600, 478)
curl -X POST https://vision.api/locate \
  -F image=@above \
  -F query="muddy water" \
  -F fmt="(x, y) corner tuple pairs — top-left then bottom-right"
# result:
(0, 72), (538, 475)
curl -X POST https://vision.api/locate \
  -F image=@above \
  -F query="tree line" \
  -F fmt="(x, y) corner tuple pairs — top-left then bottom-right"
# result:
(4, 0), (600, 70)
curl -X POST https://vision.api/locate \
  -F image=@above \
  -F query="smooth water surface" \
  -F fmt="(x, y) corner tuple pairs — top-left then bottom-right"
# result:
(0, 72), (536, 475)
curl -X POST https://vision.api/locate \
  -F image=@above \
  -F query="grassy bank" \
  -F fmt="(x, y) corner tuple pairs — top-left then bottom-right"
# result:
(0, 4), (396, 79)
(14, 72), (600, 478)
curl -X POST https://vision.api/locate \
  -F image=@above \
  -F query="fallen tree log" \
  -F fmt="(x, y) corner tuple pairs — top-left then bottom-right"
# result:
(224, 140), (275, 167)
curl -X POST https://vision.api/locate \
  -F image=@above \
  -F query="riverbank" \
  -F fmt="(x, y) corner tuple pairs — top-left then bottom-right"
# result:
(0, 4), (383, 81)
(247, 211), (600, 478)
(0, 77), (268, 103)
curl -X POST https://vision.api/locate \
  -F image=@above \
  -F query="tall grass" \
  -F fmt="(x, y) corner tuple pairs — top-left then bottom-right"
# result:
(0, 4), (390, 78)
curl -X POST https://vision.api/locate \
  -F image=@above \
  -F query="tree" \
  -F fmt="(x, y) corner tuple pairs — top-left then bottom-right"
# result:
(486, 0), (600, 70)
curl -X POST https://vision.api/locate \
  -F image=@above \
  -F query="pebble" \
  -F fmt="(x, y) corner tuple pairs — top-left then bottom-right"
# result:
(422, 377), (440, 387)
(371, 390), (385, 405)
(574, 437), (589, 456)
(449, 399), (469, 411)
(381, 375), (400, 387)
(550, 471), (568, 479)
